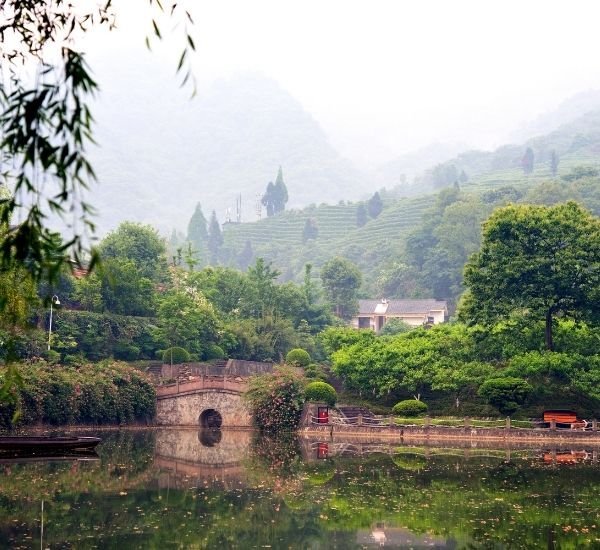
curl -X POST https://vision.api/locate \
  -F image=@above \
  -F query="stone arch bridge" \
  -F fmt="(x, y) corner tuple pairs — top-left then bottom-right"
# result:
(155, 375), (252, 428)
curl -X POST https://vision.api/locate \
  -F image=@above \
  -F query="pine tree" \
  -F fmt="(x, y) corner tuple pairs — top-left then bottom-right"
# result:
(356, 203), (368, 227)
(187, 203), (208, 251)
(368, 191), (383, 219)
(459, 169), (469, 183)
(207, 210), (223, 264)
(273, 166), (289, 214)
(261, 181), (276, 217)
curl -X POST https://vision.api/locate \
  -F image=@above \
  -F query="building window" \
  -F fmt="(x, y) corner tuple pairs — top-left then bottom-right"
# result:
(358, 317), (370, 329)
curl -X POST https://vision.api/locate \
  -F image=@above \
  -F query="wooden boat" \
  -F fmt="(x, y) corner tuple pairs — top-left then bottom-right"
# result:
(0, 436), (101, 452)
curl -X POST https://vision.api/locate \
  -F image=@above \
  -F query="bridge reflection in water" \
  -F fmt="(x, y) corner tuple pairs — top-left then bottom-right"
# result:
(154, 428), (253, 490)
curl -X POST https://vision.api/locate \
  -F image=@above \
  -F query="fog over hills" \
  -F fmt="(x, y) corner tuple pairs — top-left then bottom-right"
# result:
(89, 72), (366, 234)
(509, 90), (600, 143)
(87, 51), (600, 238)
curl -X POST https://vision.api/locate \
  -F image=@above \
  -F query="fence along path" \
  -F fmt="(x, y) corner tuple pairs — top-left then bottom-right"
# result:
(307, 412), (600, 432)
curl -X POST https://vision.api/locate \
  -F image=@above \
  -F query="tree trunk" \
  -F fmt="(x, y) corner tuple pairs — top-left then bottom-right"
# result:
(545, 309), (554, 351)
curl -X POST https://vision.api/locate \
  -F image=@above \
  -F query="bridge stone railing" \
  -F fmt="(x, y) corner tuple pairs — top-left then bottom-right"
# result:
(156, 375), (248, 399)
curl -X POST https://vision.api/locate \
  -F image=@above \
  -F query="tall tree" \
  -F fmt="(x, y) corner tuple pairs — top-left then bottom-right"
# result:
(356, 204), (368, 227)
(320, 257), (362, 319)
(98, 222), (169, 282)
(368, 192), (383, 219)
(273, 166), (289, 214)
(521, 147), (535, 175)
(207, 211), (223, 264)
(550, 150), (559, 177)
(187, 203), (208, 251)
(261, 182), (276, 217)
(461, 202), (600, 351)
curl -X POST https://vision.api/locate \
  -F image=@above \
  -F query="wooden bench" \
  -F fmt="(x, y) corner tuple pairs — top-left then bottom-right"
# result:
(543, 410), (586, 429)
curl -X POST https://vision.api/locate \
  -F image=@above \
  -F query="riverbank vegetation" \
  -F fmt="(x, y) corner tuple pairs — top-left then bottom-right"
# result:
(1, 161), (599, 424)
(0, 361), (155, 428)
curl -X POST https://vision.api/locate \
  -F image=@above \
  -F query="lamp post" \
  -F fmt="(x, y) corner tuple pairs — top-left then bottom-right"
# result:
(47, 295), (60, 351)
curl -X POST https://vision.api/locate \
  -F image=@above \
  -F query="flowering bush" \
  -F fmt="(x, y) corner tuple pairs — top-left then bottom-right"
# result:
(244, 366), (306, 432)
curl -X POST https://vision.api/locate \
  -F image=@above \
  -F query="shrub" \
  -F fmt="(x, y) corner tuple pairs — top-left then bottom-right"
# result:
(2, 361), (157, 427)
(205, 344), (225, 360)
(478, 377), (532, 415)
(162, 346), (190, 364)
(392, 399), (428, 417)
(244, 366), (306, 432)
(304, 381), (337, 406)
(286, 348), (311, 367)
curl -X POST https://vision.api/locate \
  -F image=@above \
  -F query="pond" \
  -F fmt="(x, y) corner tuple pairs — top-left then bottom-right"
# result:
(1, 429), (599, 549)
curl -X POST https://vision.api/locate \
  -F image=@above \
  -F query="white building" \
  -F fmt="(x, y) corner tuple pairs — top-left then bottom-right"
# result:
(352, 298), (448, 332)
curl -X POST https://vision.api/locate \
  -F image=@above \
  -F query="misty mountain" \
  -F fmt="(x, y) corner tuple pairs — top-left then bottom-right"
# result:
(509, 89), (600, 143)
(370, 142), (469, 188)
(416, 108), (600, 187)
(89, 72), (366, 235)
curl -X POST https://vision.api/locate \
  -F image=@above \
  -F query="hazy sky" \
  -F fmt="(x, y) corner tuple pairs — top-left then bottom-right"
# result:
(87, 0), (600, 167)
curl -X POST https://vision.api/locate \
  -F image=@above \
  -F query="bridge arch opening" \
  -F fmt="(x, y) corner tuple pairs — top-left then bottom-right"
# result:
(199, 408), (223, 429)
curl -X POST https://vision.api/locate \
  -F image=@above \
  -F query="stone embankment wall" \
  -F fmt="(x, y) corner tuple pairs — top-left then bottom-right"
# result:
(300, 403), (600, 444)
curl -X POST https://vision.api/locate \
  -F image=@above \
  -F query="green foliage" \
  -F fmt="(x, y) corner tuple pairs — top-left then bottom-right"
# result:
(478, 377), (532, 415)
(392, 399), (428, 416)
(286, 348), (311, 367)
(207, 210), (223, 264)
(205, 344), (226, 360)
(331, 324), (492, 398)
(319, 326), (375, 356)
(462, 202), (600, 351)
(0, 361), (155, 426)
(98, 222), (169, 283)
(187, 202), (208, 259)
(320, 257), (362, 319)
(244, 366), (306, 432)
(262, 167), (289, 217)
(304, 381), (336, 406)
(162, 346), (190, 364)
(48, 310), (160, 362)
(379, 318), (413, 336)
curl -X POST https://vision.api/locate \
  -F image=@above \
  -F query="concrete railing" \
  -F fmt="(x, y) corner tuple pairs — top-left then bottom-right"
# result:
(156, 375), (248, 399)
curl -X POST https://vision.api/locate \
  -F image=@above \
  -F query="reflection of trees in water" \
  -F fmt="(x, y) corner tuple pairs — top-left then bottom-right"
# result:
(250, 432), (301, 475)
(2, 434), (600, 549)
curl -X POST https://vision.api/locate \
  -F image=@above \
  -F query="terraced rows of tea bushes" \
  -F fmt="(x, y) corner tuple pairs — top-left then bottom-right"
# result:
(220, 148), (600, 289)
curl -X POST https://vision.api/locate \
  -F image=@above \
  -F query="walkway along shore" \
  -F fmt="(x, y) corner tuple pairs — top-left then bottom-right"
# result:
(299, 403), (600, 445)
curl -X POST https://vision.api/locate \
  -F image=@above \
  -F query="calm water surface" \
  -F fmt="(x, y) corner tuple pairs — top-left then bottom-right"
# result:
(1, 429), (599, 549)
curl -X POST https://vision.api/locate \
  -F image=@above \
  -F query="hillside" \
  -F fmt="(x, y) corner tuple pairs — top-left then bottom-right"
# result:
(88, 71), (366, 234)
(414, 109), (600, 189)
(220, 112), (600, 298)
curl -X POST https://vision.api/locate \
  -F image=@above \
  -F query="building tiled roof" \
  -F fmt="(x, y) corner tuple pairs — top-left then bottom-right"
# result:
(358, 299), (447, 315)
